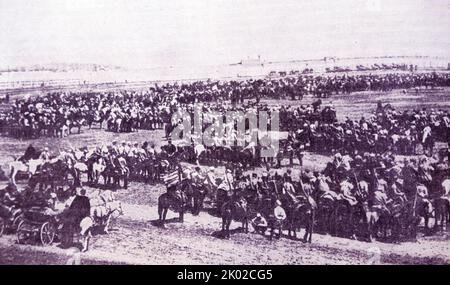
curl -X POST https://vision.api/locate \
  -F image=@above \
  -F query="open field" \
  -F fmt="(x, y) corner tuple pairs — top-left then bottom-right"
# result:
(0, 88), (450, 264)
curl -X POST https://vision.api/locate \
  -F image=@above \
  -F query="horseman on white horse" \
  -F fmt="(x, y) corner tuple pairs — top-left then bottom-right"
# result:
(9, 147), (46, 185)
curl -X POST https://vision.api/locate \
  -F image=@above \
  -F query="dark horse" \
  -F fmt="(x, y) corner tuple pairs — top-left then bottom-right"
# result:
(434, 197), (450, 231)
(220, 196), (249, 239)
(157, 178), (191, 226)
(285, 199), (316, 243)
(102, 156), (129, 189)
(282, 183), (317, 243)
(28, 159), (74, 191)
(185, 182), (207, 216)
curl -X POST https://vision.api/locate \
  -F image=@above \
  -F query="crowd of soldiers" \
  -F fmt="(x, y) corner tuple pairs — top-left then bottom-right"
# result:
(1, 70), (450, 245)
(2, 131), (449, 243)
(1, 71), (449, 139)
(151, 136), (450, 242)
(283, 102), (450, 157)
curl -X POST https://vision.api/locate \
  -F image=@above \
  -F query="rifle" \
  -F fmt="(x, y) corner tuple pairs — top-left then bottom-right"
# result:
(270, 180), (279, 200)
(412, 185), (418, 217)
(225, 168), (235, 197)
(353, 172), (363, 199)
(177, 163), (182, 183)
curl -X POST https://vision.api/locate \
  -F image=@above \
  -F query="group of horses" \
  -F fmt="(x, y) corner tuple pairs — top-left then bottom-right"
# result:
(156, 165), (316, 242)
(156, 153), (450, 244)
(1, 105), (167, 140)
(7, 145), (182, 197)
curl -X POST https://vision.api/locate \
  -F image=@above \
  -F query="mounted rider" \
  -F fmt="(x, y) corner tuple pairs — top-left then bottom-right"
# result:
(0, 184), (22, 219)
(272, 199), (287, 223)
(371, 184), (392, 217)
(338, 177), (358, 206)
(38, 147), (51, 162)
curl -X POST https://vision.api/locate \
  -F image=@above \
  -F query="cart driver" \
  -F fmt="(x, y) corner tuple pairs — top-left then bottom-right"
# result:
(60, 187), (91, 248)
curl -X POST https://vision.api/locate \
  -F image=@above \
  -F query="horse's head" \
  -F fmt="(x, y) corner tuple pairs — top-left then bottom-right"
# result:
(109, 200), (124, 216)
(317, 178), (330, 193)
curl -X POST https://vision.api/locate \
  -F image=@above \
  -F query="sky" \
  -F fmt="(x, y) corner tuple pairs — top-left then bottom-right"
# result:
(0, 0), (449, 68)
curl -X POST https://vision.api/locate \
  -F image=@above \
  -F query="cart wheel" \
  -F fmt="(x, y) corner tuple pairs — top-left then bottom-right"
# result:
(40, 222), (56, 246)
(0, 217), (5, 237)
(12, 216), (23, 232)
(16, 220), (27, 244)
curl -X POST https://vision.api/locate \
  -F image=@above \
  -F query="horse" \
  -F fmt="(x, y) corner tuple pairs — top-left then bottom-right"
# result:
(434, 197), (450, 231)
(89, 190), (123, 233)
(93, 157), (106, 184)
(9, 158), (45, 185)
(282, 183), (317, 243)
(86, 111), (105, 129)
(421, 126), (435, 157)
(314, 177), (338, 233)
(102, 156), (129, 189)
(332, 179), (370, 240)
(107, 115), (123, 133)
(220, 196), (249, 239)
(434, 179), (450, 231)
(186, 180), (207, 216)
(367, 197), (420, 242)
(157, 181), (191, 226)
(76, 191), (123, 252)
(86, 153), (102, 183)
(133, 156), (158, 182)
(28, 159), (73, 191)
(68, 119), (85, 135)
(72, 162), (88, 187)
(194, 144), (207, 165)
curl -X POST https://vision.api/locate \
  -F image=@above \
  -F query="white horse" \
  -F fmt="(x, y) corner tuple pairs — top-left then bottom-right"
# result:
(194, 144), (206, 164)
(88, 190), (123, 233)
(9, 158), (44, 185)
(92, 157), (107, 183)
(78, 190), (123, 252)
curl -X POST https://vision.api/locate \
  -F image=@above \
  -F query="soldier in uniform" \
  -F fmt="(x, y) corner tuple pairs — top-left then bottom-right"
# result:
(270, 200), (286, 239)
(251, 213), (268, 235)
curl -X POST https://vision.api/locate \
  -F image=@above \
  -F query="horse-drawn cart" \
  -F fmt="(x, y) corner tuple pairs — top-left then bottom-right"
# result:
(0, 207), (23, 237)
(16, 207), (61, 246)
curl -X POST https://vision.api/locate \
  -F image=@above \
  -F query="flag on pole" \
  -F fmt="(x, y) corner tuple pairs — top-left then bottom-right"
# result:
(163, 170), (179, 188)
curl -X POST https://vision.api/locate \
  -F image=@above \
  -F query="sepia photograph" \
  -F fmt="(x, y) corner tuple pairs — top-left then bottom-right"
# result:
(0, 0), (449, 268)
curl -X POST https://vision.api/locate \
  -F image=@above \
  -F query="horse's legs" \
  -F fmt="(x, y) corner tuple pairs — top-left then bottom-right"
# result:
(163, 208), (168, 223)
(158, 201), (164, 223)
(424, 214), (431, 235)
(81, 230), (91, 252)
(104, 215), (111, 234)
(305, 211), (315, 243)
(242, 219), (248, 234)
(179, 210), (184, 223)
(222, 217), (230, 239)
(222, 217), (225, 233)
(287, 218), (292, 237)
(367, 213), (374, 242)
(303, 221), (309, 242)
(226, 219), (231, 238)
(123, 176), (128, 189)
